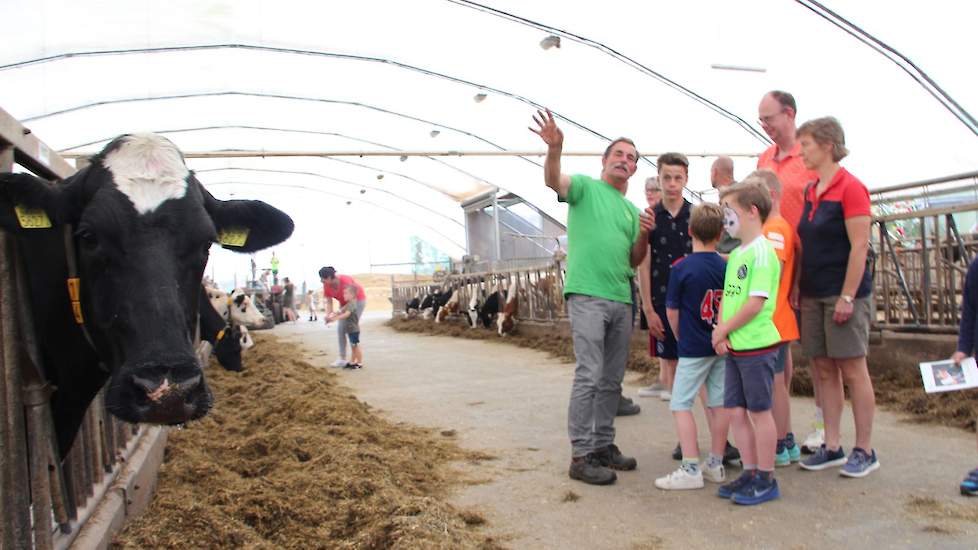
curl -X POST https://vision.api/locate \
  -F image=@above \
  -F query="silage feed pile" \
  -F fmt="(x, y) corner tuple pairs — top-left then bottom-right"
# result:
(112, 334), (499, 550)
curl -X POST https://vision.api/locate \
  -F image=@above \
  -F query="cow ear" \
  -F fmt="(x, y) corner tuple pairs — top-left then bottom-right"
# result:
(199, 180), (294, 253)
(0, 168), (93, 233)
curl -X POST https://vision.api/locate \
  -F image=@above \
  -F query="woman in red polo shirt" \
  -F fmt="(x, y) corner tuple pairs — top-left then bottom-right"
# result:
(794, 117), (879, 478)
(319, 266), (367, 367)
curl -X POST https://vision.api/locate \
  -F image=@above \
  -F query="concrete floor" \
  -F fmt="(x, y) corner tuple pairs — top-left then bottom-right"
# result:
(273, 314), (978, 550)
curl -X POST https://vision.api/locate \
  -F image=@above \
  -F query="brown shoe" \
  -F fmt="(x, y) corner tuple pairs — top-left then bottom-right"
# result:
(569, 454), (617, 485)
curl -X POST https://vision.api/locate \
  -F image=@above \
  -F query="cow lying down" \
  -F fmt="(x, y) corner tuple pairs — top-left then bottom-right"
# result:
(0, 133), (293, 456)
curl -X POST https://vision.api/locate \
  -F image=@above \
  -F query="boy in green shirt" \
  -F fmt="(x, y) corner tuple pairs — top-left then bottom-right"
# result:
(531, 109), (654, 486)
(711, 180), (782, 506)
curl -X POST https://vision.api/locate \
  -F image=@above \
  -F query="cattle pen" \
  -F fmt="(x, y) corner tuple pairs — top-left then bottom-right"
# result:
(0, 107), (167, 550)
(390, 170), (978, 339)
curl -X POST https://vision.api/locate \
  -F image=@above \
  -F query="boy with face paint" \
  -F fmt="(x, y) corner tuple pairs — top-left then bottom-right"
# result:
(712, 180), (783, 506)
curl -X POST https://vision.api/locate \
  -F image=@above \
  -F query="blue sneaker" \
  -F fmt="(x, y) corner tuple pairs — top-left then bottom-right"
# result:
(960, 469), (978, 496)
(786, 433), (802, 463)
(799, 444), (847, 471)
(718, 471), (754, 499)
(840, 447), (880, 478)
(732, 475), (781, 506)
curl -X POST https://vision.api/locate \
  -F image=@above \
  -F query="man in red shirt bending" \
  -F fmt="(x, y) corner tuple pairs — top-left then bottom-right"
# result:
(319, 266), (367, 367)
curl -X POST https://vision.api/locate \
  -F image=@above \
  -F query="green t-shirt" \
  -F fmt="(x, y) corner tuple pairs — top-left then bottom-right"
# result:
(721, 236), (781, 351)
(560, 174), (640, 304)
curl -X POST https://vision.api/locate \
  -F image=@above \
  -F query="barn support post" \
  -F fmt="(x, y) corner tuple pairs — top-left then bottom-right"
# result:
(0, 143), (34, 549)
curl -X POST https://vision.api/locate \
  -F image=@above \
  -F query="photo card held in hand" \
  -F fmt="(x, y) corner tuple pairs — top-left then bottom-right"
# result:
(919, 357), (978, 393)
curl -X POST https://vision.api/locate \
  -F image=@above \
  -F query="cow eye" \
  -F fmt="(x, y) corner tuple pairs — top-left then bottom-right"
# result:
(75, 227), (97, 246)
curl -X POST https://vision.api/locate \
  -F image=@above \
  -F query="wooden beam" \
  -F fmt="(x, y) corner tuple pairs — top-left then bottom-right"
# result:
(0, 105), (74, 179)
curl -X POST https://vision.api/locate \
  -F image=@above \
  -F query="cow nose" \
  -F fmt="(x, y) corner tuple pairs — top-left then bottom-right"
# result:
(128, 365), (208, 423)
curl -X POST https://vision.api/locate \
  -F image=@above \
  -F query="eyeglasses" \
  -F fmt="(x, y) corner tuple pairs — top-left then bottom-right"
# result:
(758, 109), (785, 126)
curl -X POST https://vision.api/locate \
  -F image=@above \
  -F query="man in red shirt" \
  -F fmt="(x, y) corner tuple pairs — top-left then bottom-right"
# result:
(757, 90), (822, 453)
(319, 266), (367, 367)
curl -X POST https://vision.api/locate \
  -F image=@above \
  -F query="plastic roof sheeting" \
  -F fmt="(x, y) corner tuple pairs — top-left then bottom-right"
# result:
(2, 0), (976, 273)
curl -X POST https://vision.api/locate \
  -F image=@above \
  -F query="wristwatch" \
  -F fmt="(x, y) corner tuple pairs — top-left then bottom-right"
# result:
(840, 294), (854, 304)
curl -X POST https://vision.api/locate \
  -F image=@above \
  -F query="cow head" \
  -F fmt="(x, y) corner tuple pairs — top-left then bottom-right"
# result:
(0, 134), (293, 427)
(213, 324), (243, 372)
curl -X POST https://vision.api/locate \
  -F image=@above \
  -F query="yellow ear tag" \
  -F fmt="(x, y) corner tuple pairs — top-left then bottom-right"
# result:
(14, 205), (52, 229)
(217, 227), (249, 247)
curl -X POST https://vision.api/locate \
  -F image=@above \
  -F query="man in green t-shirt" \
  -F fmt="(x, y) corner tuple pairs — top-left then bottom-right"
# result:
(531, 109), (655, 486)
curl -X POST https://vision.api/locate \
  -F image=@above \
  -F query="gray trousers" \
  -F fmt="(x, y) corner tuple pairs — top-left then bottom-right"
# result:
(567, 294), (633, 457)
(337, 300), (367, 357)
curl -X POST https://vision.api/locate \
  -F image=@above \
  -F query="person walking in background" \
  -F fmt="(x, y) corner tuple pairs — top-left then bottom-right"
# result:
(756, 90), (823, 453)
(307, 290), (319, 321)
(531, 108), (654, 486)
(794, 117), (879, 478)
(320, 266), (367, 368)
(327, 285), (364, 369)
(283, 277), (298, 322)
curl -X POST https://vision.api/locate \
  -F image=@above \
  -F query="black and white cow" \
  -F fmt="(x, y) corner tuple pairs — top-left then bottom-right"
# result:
(477, 290), (502, 329)
(0, 133), (293, 456)
(205, 287), (265, 329)
(197, 286), (246, 372)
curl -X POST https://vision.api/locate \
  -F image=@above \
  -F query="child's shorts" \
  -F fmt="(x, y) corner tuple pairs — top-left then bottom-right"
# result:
(723, 349), (777, 412)
(670, 355), (726, 411)
(773, 343), (789, 374)
(348, 331), (361, 346)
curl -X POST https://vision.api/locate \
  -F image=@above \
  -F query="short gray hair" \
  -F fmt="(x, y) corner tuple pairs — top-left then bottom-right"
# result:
(797, 116), (849, 162)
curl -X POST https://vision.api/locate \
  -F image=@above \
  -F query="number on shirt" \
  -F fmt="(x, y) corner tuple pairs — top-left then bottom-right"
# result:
(700, 289), (722, 326)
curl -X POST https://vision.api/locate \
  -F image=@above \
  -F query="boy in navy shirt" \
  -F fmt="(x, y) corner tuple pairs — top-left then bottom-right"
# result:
(654, 203), (731, 490)
(952, 256), (978, 496)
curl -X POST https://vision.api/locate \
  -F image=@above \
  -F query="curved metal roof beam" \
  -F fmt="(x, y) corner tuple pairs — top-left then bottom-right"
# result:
(58, 125), (496, 201)
(21, 91), (541, 167)
(195, 166), (463, 227)
(204, 180), (465, 250)
(2, 43), (665, 168)
(445, 0), (771, 145)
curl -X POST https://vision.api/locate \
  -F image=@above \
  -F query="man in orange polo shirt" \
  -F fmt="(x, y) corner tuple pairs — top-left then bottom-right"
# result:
(757, 90), (822, 453)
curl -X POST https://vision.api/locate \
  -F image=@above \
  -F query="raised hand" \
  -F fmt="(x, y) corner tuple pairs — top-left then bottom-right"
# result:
(529, 109), (564, 149)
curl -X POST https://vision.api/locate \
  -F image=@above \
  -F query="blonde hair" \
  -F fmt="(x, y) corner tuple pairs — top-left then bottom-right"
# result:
(747, 169), (782, 198)
(689, 203), (725, 243)
(720, 180), (772, 223)
(797, 116), (849, 162)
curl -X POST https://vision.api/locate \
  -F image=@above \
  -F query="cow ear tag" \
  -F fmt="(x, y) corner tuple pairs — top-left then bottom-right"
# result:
(14, 205), (52, 229)
(218, 227), (249, 247)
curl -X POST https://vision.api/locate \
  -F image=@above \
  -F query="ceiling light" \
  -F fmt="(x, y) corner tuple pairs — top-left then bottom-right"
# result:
(430, 130), (440, 138)
(710, 63), (766, 73)
(474, 93), (487, 103)
(399, 155), (408, 162)
(360, 189), (366, 194)
(377, 174), (384, 180)
(346, 200), (352, 206)
(540, 35), (561, 50)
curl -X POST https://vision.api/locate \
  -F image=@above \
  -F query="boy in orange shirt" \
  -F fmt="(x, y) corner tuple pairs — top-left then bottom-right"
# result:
(751, 169), (802, 465)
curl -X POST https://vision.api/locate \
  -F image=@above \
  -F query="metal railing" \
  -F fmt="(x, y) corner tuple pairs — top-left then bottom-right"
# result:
(392, 258), (567, 323)
(0, 106), (145, 550)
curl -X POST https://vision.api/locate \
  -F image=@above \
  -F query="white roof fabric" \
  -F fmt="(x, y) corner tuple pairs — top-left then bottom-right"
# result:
(2, 0), (976, 276)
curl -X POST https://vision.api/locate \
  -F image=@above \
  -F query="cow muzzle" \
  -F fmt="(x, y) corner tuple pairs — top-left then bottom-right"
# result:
(110, 361), (212, 425)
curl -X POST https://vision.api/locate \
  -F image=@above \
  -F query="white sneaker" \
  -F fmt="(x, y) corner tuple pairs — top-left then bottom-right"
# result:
(330, 359), (349, 368)
(637, 383), (665, 398)
(654, 467), (704, 490)
(659, 390), (672, 402)
(801, 428), (825, 454)
(703, 463), (726, 483)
